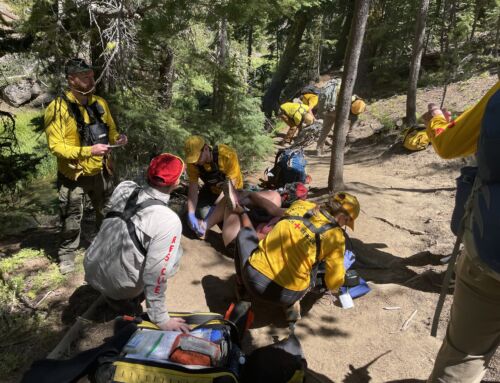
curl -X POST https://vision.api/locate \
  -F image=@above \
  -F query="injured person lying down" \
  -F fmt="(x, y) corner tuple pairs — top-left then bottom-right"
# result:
(220, 180), (360, 323)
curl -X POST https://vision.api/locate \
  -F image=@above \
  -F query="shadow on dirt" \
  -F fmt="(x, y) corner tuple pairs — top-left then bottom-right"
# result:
(201, 274), (350, 341)
(351, 238), (452, 294)
(342, 350), (392, 383)
(308, 181), (455, 201)
(61, 285), (115, 325)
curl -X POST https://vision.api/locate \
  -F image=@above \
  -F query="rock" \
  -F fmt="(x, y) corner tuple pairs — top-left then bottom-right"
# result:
(30, 81), (43, 97)
(29, 92), (54, 108)
(2, 80), (32, 107)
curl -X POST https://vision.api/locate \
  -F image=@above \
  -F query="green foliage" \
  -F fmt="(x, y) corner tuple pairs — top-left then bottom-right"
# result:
(14, 109), (55, 179)
(0, 247), (67, 307)
(0, 248), (43, 273)
(0, 308), (58, 380)
(0, 110), (52, 194)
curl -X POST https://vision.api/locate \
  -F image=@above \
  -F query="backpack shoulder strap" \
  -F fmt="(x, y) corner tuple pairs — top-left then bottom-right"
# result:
(105, 187), (168, 256)
(212, 145), (220, 171)
(61, 94), (86, 133)
(86, 100), (106, 124)
(281, 208), (339, 262)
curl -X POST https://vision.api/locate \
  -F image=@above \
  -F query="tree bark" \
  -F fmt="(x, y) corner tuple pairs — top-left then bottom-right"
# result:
(495, 11), (500, 60)
(247, 24), (253, 77)
(328, 0), (371, 192)
(262, 11), (308, 118)
(212, 18), (229, 118)
(406, 0), (430, 127)
(333, 0), (355, 66)
(159, 45), (175, 108)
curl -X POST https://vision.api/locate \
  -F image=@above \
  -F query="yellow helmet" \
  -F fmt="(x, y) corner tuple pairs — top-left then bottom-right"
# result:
(184, 135), (205, 164)
(351, 99), (366, 115)
(330, 192), (360, 230)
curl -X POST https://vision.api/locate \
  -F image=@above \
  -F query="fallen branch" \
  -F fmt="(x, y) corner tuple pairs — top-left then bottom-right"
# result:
(373, 216), (426, 235)
(0, 8), (19, 21)
(34, 290), (54, 308)
(47, 295), (105, 360)
(401, 309), (418, 331)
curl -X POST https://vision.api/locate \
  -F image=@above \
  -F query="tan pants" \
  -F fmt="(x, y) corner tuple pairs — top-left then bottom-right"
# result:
(284, 124), (299, 143)
(428, 251), (500, 382)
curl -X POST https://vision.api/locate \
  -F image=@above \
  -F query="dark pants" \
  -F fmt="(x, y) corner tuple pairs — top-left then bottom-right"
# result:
(236, 227), (307, 307)
(196, 185), (219, 220)
(57, 172), (113, 264)
(104, 294), (144, 316)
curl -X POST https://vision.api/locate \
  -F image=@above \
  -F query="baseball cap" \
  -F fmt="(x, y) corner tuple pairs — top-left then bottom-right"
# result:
(184, 135), (206, 164)
(147, 153), (184, 187)
(330, 192), (360, 230)
(64, 58), (93, 76)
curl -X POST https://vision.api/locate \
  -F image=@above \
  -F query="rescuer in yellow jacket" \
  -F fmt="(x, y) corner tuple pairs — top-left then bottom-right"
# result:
(300, 92), (319, 111)
(223, 179), (360, 322)
(424, 80), (500, 383)
(184, 135), (244, 237)
(45, 58), (127, 274)
(278, 102), (315, 144)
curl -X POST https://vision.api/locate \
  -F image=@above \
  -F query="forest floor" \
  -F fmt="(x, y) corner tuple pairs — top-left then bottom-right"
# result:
(0, 73), (499, 383)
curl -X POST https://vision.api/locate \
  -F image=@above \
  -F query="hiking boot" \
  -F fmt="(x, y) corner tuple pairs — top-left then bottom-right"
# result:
(59, 260), (75, 275)
(284, 301), (301, 323)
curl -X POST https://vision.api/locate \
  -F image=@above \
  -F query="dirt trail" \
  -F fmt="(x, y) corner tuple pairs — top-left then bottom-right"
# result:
(4, 74), (499, 383)
(162, 75), (500, 382)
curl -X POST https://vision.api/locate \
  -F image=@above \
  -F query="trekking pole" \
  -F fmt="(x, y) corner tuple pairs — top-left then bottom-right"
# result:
(47, 294), (105, 359)
(430, 226), (463, 337)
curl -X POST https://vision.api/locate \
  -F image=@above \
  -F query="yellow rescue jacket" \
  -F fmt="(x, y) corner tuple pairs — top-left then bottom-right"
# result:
(186, 144), (243, 194)
(280, 102), (311, 127)
(426, 81), (500, 159)
(249, 200), (346, 292)
(300, 93), (319, 110)
(44, 91), (120, 180)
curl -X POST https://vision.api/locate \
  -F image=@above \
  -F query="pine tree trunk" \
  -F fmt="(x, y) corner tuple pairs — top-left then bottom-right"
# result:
(406, 0), (430, 127)
(55, 0), (64, 89)
(333, 0), (355, 66)
(262, 12), (308, 118)
(212, 18), (229, 118)
(470, 3), (478, 41)
(495, 11), (500, 60)
(309, 15), (323, 81)
(247, 24), (253, 77)
(328, 0), (371, 192)
(159, 46), (175, 108)
(90, 31), (103, 92)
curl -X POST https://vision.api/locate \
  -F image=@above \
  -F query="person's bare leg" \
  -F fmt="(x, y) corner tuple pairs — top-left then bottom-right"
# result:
(222, 208), (243, 246)
(222, 190), (282, 246)
(204, 198), (225, 231)
(245, 190), (284, 218)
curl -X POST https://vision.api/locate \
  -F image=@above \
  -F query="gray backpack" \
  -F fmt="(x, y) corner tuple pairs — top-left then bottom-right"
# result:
(318, 78), (341, 117)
